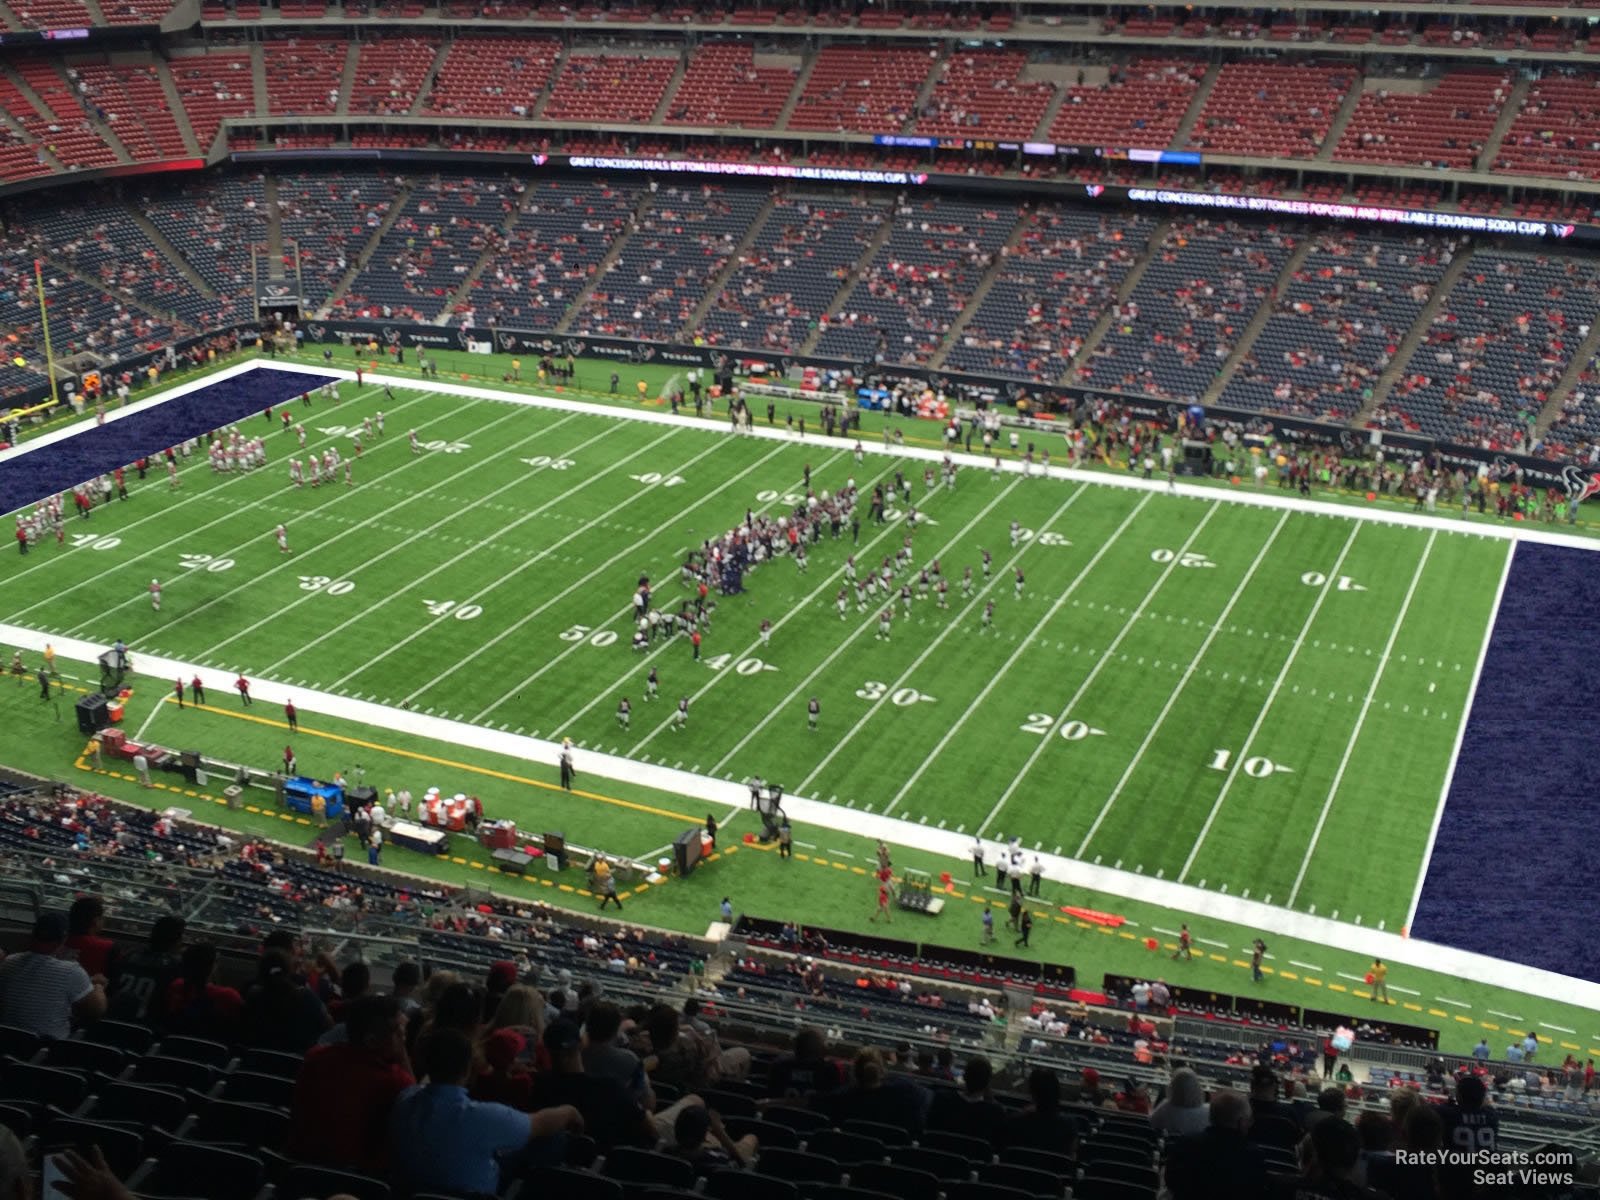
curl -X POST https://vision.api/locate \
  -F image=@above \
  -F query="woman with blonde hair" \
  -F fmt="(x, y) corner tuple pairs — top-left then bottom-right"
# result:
(488, 983), (548, 1071)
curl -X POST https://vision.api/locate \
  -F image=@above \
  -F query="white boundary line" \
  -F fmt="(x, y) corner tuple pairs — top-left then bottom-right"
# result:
(794, 484), (1089, 800)
(211, 362), (1600, 555)
(541, 449), (852, 733)
(975, 497), (1216, 838)
(278, 425), (699, 680)
(884, 493), (1155, 822)
(1404, 539), (1515, 934)
(1075, 509), (1292, 856)
(1287, 530), (1437, 906)
(8, 614), (1600, 1013)
(1178, 521), (1362, 882)
(453, 441), (797, 718)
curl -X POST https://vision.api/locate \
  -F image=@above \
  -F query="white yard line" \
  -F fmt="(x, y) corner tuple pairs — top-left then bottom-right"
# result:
(1287, 531), (1436, 906)
(1434, 996), (1470, 1008)
(1177, 522), (1362, 882)
(1289, 959), (1325, 972)
(276, 425), (689, 680)
(543, 450), (853, 732)
(1404, 540), (1514, 934)
(1, 385), (423, 615)
(1075, 510), (1290, 856)
(974, 498), (1218, 839)
(636, 478), (1023, 762)
(887, 493), (1155, 822)
(1539, 1022), (1576, 1034)
(455, 441), (799, 717)
(1488, 1009), (1524, 1022)
(792, 484), (1089, 797)
(70, 405), (571, 647)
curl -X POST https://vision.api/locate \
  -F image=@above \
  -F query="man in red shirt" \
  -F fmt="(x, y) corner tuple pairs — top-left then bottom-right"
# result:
(289, 993), (414, 1174)
(64, 896), (117, 979)
(285, 700), (298, 732)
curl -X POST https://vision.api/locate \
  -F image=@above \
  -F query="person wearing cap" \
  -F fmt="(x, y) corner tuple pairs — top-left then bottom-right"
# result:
(391, 1028), (583, 1198)
(290, 994), (414, 1174)
(474, 1028), (534, 1109)
(0, 912), (105, 1038)
(1080, 1066), (1109, 1107)
(529, 1018), (658, 1149)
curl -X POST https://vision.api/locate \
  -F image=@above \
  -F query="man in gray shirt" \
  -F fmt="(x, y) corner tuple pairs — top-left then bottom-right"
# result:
(0, 913), (106, 1039)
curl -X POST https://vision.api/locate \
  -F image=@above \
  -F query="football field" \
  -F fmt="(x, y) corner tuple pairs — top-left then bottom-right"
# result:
(0, 378), (1512, 933)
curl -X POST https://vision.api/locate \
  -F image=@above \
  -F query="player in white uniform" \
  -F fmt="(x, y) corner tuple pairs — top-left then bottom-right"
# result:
(794, 544), (807, 574)
(166, 460), (179, 490)
(759, 619), (772, 647)
(1010, 520), (1021, 549)
(672, 696), (689, 731)
(309, 457), (321, 487)
(409, 429), (420, 455)
(375, 411), (385, 436)
(900, 584), (913, 616)
(807, 697), (820, 731)
(853, 440), (864, 465)
(364, 417), (374, 440)
(275, 524), (290, 554)
(1014, 568), (1025, 600)
(936, 577), (949, 609)
(982, 548), (993, 578)
(344, 461), (353, 488)
(617, 697), (631, 729)
(961, 566), (974, 598)
(149, 578), (161, 611)
(290, 459), (302, 488)
(836, 588), (848, 620)
(844, 555), (856, 583)
(876, 608), (892, 642)
(296, 423), (306, 448)
(981, 600), (995, 632)
(645, 667), (658, 702)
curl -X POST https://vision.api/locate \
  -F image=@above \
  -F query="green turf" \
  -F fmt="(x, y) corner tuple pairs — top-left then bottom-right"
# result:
(3, 651), (1596, 1060)
(0, 380), (1512, 936)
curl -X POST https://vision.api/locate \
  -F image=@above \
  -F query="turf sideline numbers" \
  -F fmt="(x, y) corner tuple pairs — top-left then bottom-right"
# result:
(1020, 714), (1105, 739)
(705, 654), (777, 676)
(857, 680), (936, 706)
(1208, 748), (1292, 778)
(423, 599), (483, 620)
(1300, 571), (1367, 591)
(1014, 529), (1072, 546)
(756, 490), (805, 505)
(559, 624), (618, 647)
(70, 534), (120, 551)
(521, 456), (574, 470)
(298, 575), (355, 595)
(631, 473), (685, 487)
(1152, 548), (1215, 568)
(179, 553), (234, 573)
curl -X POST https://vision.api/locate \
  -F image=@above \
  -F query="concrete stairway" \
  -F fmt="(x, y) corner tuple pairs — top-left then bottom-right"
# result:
(677, 191), (780, 337)
(796, 206), (897, 356)
(1350, 247), (1475, 428)
(928, 209), (1034, 370)
(318, 179), (416, 316)
(1199, 237), (1316, 406)
(1061, 217), (1172, 385)
(554, 187), (658, 334)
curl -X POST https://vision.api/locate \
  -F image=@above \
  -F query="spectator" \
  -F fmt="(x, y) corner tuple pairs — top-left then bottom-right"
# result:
(1078, 1065), (1109, 1108)
(64, 895), (117, 978)
(583, 1001), (651, 1105)
(646, 1003), (749, 1092)
(241, 948), (331, 1053)
(485, 959), (518, 1015)
(474, 1028), (535, 1110)
(1302, 1087), (1346, 1131)
(665, 1102), (755, 1173)
(1001, 1067), (1083, 1154)
(389, 1028), (582, 1198)
(766, 1026), (845, 1100)
(1248, 1065), (1302, 1149)
(107, 914), (184, 1025)
(1115, 1078), (1152, 1115)
(821, 1047), (929, 1136)
(166, 942), (243, 1042)
(0, 912), (104, 1039)
(289, 994), (414, 1174)
(926, 1054), (1006, 1145)
(1267, 1118), (1384, 1199)
(529, 1018), (658, 1148)
(393, 960), (423, 1019)
(488, 983), (547, 1069)
(320, 961), (372, 1039)
(1367, 1103), (1441, 1198)
(1151, 1067), (1210, 1137)
(1163, 1089), (1270, 1200)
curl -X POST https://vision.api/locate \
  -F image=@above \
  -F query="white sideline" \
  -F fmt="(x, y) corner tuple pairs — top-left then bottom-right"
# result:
(8, 364), (1600, 1015)
(11, 620), (1600, 1016)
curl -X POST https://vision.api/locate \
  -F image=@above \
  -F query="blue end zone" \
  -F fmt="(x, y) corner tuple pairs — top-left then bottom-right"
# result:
(0, 367), (336, 514)
(1412, 541), (1600, 982)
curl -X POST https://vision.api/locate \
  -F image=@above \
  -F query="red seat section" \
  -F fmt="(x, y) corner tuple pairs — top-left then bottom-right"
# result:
(347, 35), (441, 117)
(541, 51), (679, 124)
(69, 61), (191, 160)
(262, 35), (347, 117)
(664, 42), (797, 128)
(1050, 58), (1204, 150)
(423, 35), (560, 119)
(1187, 61), (1355, 156)
(913, 49), (1055, 141)
(1334, 69), (1513, 170)
(1494, 72), (1600, 182)
(169, 51), (256, 151)
(787, 44), (934, 133)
